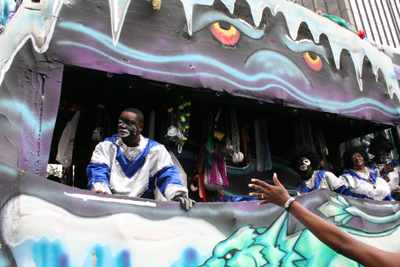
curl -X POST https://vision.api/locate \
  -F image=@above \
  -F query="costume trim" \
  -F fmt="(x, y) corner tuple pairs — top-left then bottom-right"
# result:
(344, 169), (377, 188)
(296, 170), (326, 194)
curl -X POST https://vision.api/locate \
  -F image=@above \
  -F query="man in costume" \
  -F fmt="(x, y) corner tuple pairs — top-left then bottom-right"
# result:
(288, 146), (347, 195)
(366, 135), (400, 194)
(87, 108), (194, 210)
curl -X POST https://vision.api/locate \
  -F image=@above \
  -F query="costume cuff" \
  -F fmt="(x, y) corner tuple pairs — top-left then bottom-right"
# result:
(90, 182), (112, 194)
(164, 184), (188, 201)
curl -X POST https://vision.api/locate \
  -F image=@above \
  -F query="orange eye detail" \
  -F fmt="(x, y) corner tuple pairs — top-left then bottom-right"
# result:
(209, 22), (240, 46)
(304, 52), (323, 71)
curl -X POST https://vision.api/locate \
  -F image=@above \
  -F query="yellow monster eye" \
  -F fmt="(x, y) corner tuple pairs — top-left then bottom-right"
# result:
(209, 22), (240, 46)
(304, 52), (323, 71)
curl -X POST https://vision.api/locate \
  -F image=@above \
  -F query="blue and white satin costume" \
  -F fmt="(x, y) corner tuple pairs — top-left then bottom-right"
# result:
(366, 159), (400, 191)
(87, 134), (188, 200)
(296, 170), (347, 195)
(339, 168), (394, 201)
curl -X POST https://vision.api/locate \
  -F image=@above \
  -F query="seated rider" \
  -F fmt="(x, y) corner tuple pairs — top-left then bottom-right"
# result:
(340, 146), (393, 201)
(366, 135), (400, 193)
(86, 108), (194, 210)
(287, 146), (347, 195)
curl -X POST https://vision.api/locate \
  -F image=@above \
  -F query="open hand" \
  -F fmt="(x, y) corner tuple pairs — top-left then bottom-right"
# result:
(249, 173), (291, 207)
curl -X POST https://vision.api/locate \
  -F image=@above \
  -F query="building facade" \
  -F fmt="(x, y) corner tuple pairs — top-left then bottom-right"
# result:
(299, 0), (400, 47)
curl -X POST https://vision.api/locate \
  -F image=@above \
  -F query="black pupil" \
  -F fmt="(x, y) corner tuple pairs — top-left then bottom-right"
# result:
(219, 21), (231, 30)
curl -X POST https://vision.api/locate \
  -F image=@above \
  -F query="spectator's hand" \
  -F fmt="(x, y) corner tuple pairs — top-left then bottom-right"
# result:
(380, 165), (394, 176)
(249, 173), (291, 207)
(172, 194), (195, 210)
(92, 189), (110, 194)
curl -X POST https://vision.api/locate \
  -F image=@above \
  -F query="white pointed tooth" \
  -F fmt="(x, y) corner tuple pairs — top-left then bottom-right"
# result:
(220, 0), (236, 14)
(181, 2), (195, 35)
(180, 0), (214, 35)
(246, 0), (269, 27)
(108, 0), (131, 46)
(351, 52), (365, 91)
(177, 0), (400, 101)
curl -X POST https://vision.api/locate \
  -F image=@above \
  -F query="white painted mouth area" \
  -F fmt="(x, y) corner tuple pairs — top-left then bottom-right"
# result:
(1, 194), (225, 266)
(118, 129), (130, 137)
(300, 165), (308, 171)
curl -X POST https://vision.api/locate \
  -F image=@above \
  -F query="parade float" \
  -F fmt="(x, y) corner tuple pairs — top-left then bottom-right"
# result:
(0, 0), (400, 266)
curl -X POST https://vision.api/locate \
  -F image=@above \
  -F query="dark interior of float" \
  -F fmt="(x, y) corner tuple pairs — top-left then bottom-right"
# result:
(48, 65), (400, 201)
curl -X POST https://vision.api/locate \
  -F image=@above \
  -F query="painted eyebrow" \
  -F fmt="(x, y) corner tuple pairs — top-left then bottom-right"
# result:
(192, 10), (265, 39)
(284, 35), (329, 63)
(118, 117), (136, 124)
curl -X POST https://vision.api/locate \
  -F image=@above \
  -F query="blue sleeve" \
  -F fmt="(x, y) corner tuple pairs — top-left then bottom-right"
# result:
(384, 194), (395, 201)
(154, 165), (182, 195)
(334, 185), (349, 195)
(216, 197), (258, 202)
(86, 162), (111, 189)
(337, 186), (373, 200)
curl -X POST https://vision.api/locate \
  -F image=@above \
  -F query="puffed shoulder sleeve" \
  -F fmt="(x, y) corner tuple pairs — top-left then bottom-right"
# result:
(86, 141), (114, 193)
(324, 171), (349, 194)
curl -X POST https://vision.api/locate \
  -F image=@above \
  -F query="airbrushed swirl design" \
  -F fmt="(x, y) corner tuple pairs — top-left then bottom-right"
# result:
(57, 22), (400, 119)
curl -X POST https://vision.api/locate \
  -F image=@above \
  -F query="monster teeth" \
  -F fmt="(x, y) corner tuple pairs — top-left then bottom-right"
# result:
(109, 0), (131, 47)
(0, 0), (399, 103)
(178, 0), (400, 99)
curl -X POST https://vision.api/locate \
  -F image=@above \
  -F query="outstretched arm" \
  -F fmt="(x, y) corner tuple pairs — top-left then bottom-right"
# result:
(249, 174), (400, 267)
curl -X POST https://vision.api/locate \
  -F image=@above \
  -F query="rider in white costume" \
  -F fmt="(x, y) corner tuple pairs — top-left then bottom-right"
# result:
(87, 108), (194, 209)
(340, 146), (394, 201)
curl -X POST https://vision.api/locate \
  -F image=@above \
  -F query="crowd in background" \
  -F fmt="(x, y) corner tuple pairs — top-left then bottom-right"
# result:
(291, 133), (400, 201)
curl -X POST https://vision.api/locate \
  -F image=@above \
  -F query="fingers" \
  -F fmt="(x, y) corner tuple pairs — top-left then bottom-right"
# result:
(258, 199), (269, 205)
(273, 173), (282, 187)
(179, 198), (186, 210)
(179, 197), (195, 210)
(249, 193), (264, 198)
(249, 184), (267, 194)
(180, 198), (187, 210)
(184, 199), (190, 211)
(250, 178), (270, 188)
(185, 198), (193, 210)
(250, 192), (272, 205)
(250, 192), (270, 205)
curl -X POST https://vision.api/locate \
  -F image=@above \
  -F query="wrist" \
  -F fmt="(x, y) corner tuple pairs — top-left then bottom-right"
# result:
(284, 197), (296, 212)
(279, 193), (291, 207)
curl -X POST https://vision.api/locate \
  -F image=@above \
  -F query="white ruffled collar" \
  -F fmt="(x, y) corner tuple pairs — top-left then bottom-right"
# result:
(115, 135), (149, 161)
(300, 171), (318, 189)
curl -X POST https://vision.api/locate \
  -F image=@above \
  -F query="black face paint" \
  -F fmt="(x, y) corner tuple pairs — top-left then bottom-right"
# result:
(118, 117), (139, 144)
(376, 149), (389, 164)
(299, 158), (311, 171)
(297, 157), (313, 179)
